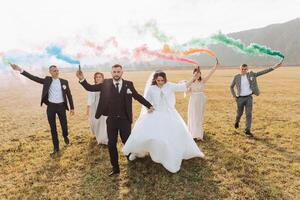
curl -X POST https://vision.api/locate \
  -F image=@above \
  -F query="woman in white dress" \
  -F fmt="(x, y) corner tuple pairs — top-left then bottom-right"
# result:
(123, 70), (204, 173)
(87, 72), (108, 145)
(188, 61), (219, 140)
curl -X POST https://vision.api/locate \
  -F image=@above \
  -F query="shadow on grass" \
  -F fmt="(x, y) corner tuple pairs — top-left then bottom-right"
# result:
(121, 136), (230, 200)
(13, 150), (64, 199)
(78, 133), (289, 199)
(253, 137), (300, 162)
(77, 135), (226, 200)
(79, 137), (122, 200)
(204, 134), (287, 200)
(124, 156), (226, 200)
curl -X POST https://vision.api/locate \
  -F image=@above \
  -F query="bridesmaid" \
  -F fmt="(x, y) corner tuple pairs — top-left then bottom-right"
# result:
(87, 72), (108, 145)
(188, 60), (220, 140)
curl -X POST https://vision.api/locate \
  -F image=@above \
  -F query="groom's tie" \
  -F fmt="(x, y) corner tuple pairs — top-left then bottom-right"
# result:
(115, 82), (120, 93)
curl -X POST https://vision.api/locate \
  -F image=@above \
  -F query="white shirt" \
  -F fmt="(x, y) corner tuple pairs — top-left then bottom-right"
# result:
(240, 75), (253, 96)
(113, 79), (123, 93)
(48, 79), (64, 103)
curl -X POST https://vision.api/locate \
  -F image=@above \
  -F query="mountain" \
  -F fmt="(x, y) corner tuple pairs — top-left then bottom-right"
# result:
(203, 17), (300, 66)
(95, 18), (300, 69)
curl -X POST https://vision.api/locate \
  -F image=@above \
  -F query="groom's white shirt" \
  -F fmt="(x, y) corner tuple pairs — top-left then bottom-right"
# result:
(113, 79), (123, 93)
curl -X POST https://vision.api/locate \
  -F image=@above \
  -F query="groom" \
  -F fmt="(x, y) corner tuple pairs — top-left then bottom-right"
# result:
(10, 64), (74, 156)
(76, 64), (154, 176)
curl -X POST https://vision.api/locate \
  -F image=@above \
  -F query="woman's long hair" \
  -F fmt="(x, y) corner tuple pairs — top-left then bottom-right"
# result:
(151, 70), (167, 85)
(193, 67), (202, 82)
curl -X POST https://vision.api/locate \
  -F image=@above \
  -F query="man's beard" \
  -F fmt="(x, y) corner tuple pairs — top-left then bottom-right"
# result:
(113, 76), (121, 81)
(51, 75), (59, 79)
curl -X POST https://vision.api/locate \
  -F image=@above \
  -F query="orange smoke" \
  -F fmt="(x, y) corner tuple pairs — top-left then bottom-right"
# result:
(161, 44), (217, 58)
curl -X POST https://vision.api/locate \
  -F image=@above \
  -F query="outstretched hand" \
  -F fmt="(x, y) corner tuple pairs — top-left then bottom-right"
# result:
(148, 106), (155, 113)
(10, 64), (22, 72)
(76, 70), (84, 80)
(215, 59), (220, 67)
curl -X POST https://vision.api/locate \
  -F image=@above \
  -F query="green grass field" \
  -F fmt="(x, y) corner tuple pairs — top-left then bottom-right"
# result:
(0, 67), (299, 199)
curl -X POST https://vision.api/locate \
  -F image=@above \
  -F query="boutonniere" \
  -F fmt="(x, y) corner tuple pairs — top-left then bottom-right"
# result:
(62, 84), (67, 90)
(250, 77), (254, 81)
(126, 88), (132, 94)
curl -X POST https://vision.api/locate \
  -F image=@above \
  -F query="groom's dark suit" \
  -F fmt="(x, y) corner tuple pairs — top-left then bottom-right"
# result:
(21, 71), (74, 151)
(80, 78), (152, 171)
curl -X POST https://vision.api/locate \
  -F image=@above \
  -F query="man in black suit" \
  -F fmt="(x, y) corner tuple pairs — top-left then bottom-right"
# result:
(10, 64), (74, 156)
(76, 64), (154, 176)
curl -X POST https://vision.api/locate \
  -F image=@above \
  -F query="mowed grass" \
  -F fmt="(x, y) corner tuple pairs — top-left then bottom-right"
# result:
(0, 67), (299, 200)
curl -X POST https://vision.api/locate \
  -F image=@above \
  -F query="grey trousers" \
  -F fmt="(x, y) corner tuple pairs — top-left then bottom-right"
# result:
(235, 95), (253, 131)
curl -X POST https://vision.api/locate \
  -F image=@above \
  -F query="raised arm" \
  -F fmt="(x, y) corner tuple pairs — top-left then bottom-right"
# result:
(254, 67), (274, 77)
(203, 60), (220, 83)
(169, 71), (201, 93)
(76, 70), (102, 92)
(255, 62), (282, 77)
(80, 80), (102, 92)
(10, 64), (45, 84)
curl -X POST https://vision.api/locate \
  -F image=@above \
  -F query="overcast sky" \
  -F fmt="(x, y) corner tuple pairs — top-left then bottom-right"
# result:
(0, 0), (299, 51)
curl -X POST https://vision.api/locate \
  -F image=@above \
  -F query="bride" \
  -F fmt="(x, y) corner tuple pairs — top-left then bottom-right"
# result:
(122, 70), (204, 173)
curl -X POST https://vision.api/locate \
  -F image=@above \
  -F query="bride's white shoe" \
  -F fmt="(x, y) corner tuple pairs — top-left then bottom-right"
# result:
(129, 153), (137, 161)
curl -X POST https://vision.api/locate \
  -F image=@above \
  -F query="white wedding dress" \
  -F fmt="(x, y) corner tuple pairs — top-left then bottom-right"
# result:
(122, 81), (204, 173)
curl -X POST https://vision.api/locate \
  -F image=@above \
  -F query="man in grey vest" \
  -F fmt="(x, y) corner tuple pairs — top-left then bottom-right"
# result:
(230, 62), (282, 136)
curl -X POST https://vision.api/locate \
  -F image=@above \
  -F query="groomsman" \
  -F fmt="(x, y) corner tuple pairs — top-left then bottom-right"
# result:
(10, 64), (74, 156)
(230, 62), (282, 136)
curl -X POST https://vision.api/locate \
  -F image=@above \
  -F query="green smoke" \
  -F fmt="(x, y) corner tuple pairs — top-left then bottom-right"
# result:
(135, 20), (172, 43)
(250, 43), (284, 58)
(180, 32), (284, 58)
(1, 56), (11, 65)
(210, 32), (284, 58)
(135, 21), (284, 59)
(177, 38), (210, 50)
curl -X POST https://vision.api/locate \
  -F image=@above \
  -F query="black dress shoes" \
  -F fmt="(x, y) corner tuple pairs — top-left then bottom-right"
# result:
(244, 130), (254, 137)
(50, 149), (59, 157)
(109, 169), (120, 176)
(64, 137), (70, 145)
(234, 122), (239, 129)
